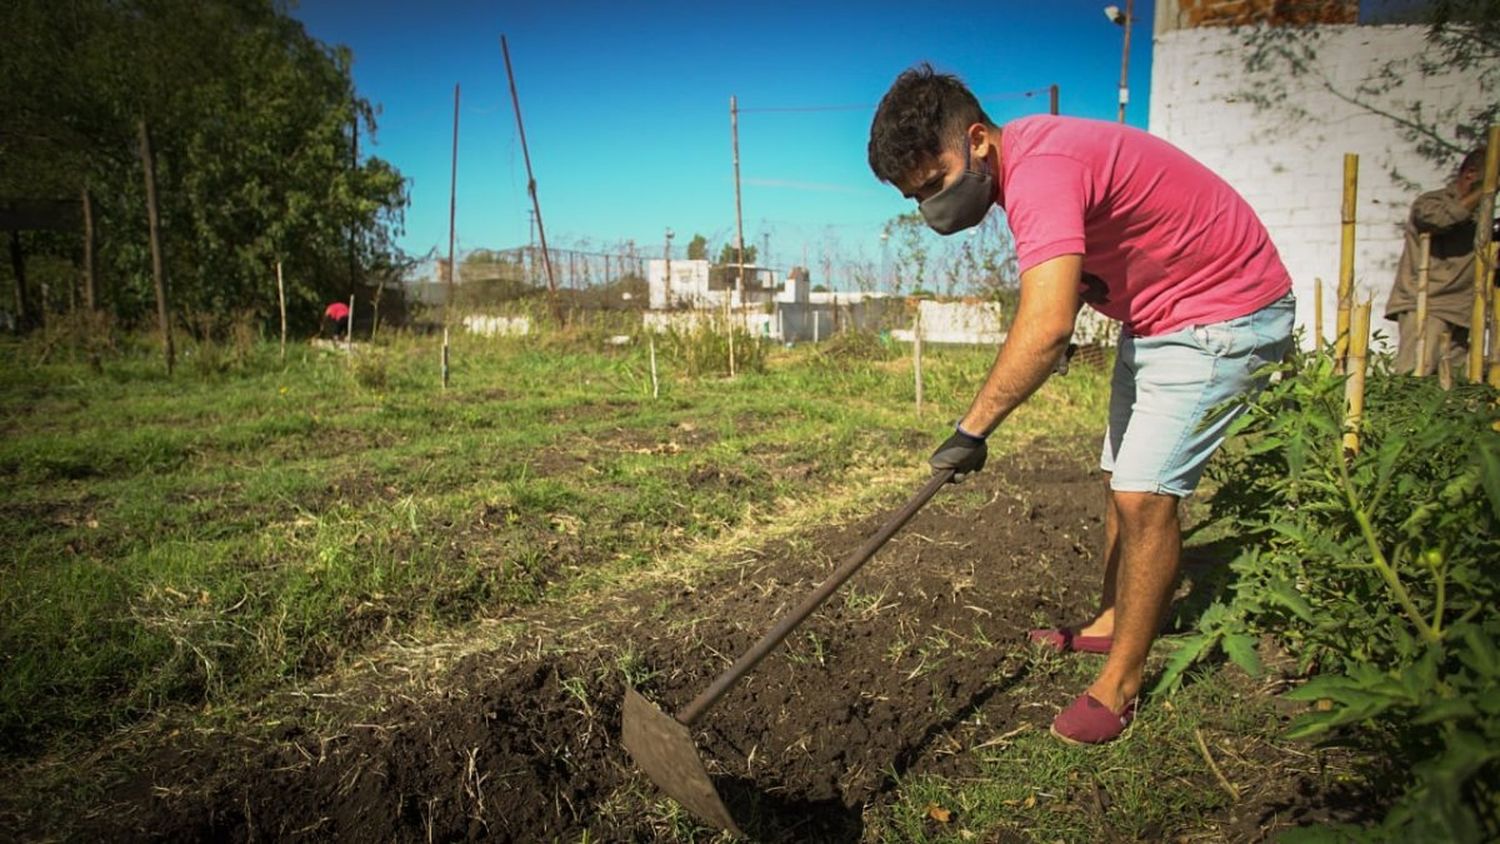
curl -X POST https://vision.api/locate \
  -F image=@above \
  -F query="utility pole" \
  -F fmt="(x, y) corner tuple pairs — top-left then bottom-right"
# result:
(446, 82), (459, 327)
(501, 34), (564, 325)
(730, 95), (745, 303)
(1106, 1), (1134, 123)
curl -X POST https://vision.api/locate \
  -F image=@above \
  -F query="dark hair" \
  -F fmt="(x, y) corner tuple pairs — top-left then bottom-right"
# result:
(868, 63), (994, 184)
(1459, 146), (1488, 175)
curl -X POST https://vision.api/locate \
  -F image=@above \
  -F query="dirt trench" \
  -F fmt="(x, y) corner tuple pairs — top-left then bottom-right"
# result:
(80, 445), (1114, 842)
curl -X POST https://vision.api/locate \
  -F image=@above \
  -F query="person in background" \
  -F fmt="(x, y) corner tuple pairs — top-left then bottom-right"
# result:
(1383, 147), (1491, 376)
(324, 301), (350, 339)
(867, 64), (1294, 745)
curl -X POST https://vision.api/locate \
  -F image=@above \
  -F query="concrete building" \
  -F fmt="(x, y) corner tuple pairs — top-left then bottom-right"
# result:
(1148, 0), (1493, 346)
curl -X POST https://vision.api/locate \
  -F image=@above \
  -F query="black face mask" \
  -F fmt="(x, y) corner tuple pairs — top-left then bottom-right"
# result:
(917, 143), (994, 235)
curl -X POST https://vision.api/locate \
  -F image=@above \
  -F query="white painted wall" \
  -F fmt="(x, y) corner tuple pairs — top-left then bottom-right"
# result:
(1149, 24), (1484, 348)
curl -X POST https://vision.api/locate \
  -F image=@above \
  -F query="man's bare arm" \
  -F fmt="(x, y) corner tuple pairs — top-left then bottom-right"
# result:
(958, 254), (1082, 436)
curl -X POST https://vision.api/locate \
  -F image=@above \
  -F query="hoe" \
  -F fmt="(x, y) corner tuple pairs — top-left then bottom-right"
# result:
(622, 469), (953, 833)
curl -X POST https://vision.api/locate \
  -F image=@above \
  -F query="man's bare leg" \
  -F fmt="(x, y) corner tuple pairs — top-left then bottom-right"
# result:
(1086, 490), (1181, 712)
(1077, 477), (1120, 638)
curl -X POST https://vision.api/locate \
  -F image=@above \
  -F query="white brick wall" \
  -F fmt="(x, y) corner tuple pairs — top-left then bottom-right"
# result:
(1149, 24), (1484, 348)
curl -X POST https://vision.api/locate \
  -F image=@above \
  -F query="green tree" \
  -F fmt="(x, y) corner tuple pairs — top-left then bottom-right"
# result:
(0, 0), (408, 332)
(685, 233), (708, 260)
(714, 242), (758, 265)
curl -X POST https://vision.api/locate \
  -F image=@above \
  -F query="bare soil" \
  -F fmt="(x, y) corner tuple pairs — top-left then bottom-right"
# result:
(13, 442), (1363, 841)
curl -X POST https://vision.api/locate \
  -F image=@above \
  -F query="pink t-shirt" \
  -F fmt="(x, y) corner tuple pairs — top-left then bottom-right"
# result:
(998, 115), (1291, 336)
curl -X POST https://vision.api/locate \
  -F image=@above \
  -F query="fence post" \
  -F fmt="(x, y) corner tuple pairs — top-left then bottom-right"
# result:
(1414, 232), (1431, 376)
(913, 304), (924, 418)
(1342, 300), (1371, 455)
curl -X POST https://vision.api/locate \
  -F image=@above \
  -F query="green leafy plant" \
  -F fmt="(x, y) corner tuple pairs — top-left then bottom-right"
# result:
(1155, 350), (1500, 841)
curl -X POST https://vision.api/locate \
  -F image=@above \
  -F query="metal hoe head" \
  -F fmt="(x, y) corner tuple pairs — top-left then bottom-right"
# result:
(622, 687), (741, 834)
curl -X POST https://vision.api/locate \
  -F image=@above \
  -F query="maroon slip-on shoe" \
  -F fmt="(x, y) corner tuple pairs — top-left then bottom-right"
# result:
(1049, 692), (1137, 745)
(1028, 627), (1113, 654)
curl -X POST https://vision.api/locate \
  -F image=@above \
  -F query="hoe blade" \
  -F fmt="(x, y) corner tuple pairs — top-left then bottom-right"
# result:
(621, 687), (741, 834)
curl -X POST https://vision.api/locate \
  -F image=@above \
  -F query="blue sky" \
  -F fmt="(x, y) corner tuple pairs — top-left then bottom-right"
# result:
(289, 0), (1155, 272)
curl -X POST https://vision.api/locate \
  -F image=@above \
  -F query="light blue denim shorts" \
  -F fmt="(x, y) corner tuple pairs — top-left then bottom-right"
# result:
(1101, 292), (1295, 497)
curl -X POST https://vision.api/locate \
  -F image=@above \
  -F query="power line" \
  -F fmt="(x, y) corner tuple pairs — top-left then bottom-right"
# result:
(737, 88), (1054, 114)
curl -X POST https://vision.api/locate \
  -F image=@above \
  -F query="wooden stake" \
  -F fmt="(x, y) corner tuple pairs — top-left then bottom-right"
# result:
(649, 335), (659, 399)
(1313, 277), (1324, 350)
(446, 82), (459, 332)
(442, 326), (450, 390)
(1335, 153), (1358, 373)
(1489, 241), (1500, 388)
(1438, 329), (1454, 390)
(138, 119), (174, 374)
(346, 294), (355, 352)
(1414, 232), (1431, 376)
(914, 305), (924, 417)
(276, 261), (287, 363)
(501, 35), (563, 326)
(81, 185), (97, 311)
(726, 302), (736, 378)
(1342, 301), (1371, 454)
(1469, 126), (1499, 383)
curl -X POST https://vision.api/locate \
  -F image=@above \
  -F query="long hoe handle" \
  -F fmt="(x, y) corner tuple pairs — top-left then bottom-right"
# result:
(675, 469), (954, 726)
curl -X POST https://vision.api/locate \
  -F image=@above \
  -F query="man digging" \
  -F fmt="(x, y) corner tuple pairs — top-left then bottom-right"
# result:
(867, 65), (1294, 744)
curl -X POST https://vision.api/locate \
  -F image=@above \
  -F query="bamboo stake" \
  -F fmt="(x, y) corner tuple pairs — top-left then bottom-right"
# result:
(1438, 330), (1454, 390)
(81, 185), (97, 311)
(1414, 233), (1431, 376)
(1343, 301), (1372, 454)
(346, 294), (355, 352)
(913, 305), (924, 417)
(649, 334), (659, 399)
(1469, 126), (1499, 383)
(442, 326), (450, 390)
(276, 261), (287, 363)
(1335, 153), (1358, 373)
(1489, 241), (1500, 388)
(726, 301), (736, 379)
(1313, 277), (1324, 351)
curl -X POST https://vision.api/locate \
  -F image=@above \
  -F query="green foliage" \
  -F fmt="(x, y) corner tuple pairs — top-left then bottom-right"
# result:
(0, 0), (408, 329)
(713, 242), (758, 266)
(659, 322), (767, 377)
(1157, 351), (1500, 841)
(684, 233), (708, 261)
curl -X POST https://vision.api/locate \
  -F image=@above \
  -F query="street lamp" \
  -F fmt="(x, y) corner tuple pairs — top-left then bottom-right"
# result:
(1104, 1), (1132, 123)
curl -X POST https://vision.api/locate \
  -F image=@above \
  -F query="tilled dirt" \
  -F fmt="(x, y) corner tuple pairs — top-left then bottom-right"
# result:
(33, 443), (1352, 841)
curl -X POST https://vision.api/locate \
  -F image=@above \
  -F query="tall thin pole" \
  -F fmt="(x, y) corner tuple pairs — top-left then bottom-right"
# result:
(446, 82), (459, 328)
(138, 119), (174, 374)
(1470, 125), (1499, 383)
(1414, 233), (1431, 375)
(81, 185), (97, 310)
(1049, 84), (1059, 116)
(1313, 277), (1324, 350)
(1335, 153), (1358, 372)
(349, 108), (360, 294)
(276, 261), (287, 363)
(501, 35), (563, 326)
(1117, 0), (1133, 123)
(731, 95), (745, 302)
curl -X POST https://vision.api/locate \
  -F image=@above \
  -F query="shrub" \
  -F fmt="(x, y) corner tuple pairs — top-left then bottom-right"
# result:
(1158, 351), (1500, 841)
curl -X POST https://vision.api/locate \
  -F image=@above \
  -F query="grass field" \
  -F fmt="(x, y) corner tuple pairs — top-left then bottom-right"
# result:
(0, 325), (1371, 841)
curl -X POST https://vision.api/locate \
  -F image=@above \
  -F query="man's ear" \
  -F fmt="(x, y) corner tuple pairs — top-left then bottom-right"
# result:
(968, 122), (995, 160)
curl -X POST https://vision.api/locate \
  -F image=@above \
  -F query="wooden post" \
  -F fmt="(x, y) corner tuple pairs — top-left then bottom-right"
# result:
(726, 301), (736, 378)
(1342, 301), (1371, 454)
(446, 82), (459, 332)
(1489, 241), (1500, 388)
(1049, 83), (1059, 115)
(649, 334), (659, 399)
(1472, 125), (1499, 383)
(1414, 232), (1431, 376)
(275, 261), (287, 363)
(81, 185), (97, 311)
(814, 310), (821, 342)
(8, 229), (29, 332)
(138, 119), (174, 374)
(731, 95), (745, 304)
(370, 281), (382, 342)
(1335, 153), (1358, 373)
(346, 294), (355, 351)
(914, 305), (924, 417)
(442, 326), (450, 390)
(501, 35), (563, 326)
(1313, 277), (1324, 350)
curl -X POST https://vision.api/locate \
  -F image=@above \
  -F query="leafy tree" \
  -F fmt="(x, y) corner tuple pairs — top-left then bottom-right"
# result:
(714, 242), (758, 265)
(0, 0), (409, 333)
(685, 233), (708, 260)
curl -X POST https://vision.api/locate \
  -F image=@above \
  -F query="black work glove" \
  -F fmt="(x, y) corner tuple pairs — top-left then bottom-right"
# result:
(929, 425), (988, 482)
(1053, 342), (1079, 376)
